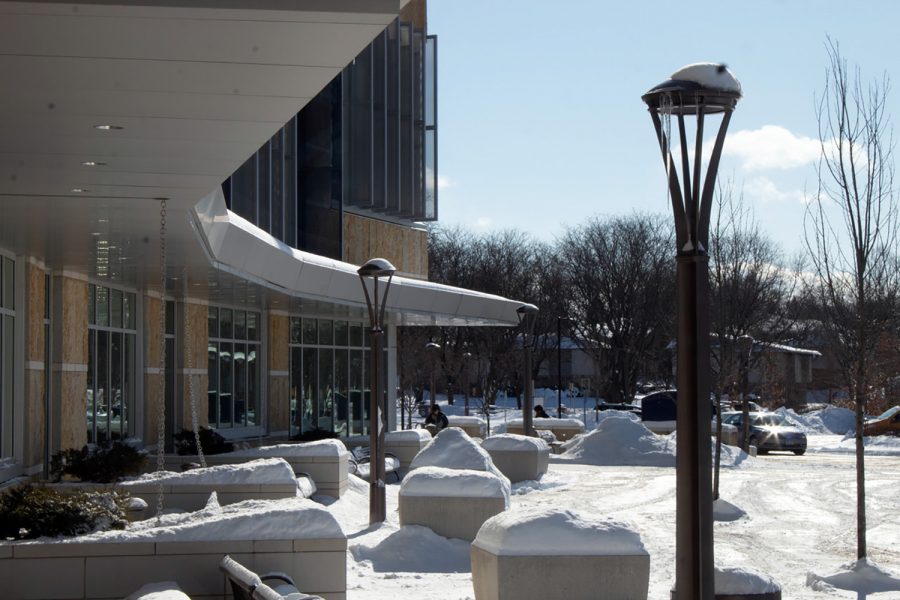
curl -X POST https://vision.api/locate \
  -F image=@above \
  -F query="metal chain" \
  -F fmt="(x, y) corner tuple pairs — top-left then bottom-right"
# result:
(155, 199), (168, 523)
(185, 295), (206, 468)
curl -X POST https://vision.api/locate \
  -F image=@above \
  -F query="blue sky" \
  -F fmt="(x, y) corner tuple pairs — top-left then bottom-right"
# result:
(429, 0), (899, 256)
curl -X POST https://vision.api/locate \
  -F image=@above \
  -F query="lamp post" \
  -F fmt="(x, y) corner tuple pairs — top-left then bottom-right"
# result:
(642, 63), (741, 600)
(357, 257), (396, 525)
(463, 351), (472, 416)
(425, 340), (441, 407)
(738, 334), (754, 452)
(517, 304), (539, 436)
(556, 316), (572, 417)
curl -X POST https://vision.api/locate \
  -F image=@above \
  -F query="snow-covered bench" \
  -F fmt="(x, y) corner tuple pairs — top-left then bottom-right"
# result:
(481, 434), (550, 483)
(220, 554), (324, 600)
(125, 581), (190, 600)
(471, 507), (650, 600)
(506, 417), (585, 441)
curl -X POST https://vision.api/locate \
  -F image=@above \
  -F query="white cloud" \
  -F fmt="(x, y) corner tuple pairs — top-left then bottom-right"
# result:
(743, 176), (810, 205)
(724, 125), (820, 171)
(474, 216), (492, 228)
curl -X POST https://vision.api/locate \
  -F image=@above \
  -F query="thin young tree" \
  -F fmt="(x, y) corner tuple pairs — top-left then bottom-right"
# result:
(805, 39), (899, 560)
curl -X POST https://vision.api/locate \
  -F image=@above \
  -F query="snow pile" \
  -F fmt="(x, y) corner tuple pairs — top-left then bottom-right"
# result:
(120, 458), (296, 486)
(716, 566), (780, 594)
(447, 415), (486, 426)
(713, 498), (747, 522)
(671, 63), (742, 94)
(400, 466), (510, 506)
(806, 558), (900, 594)
(813, 435), (900, 456)
(593, 409), (642, 426)
(63, 497), (343, 544)
(231, 438), (348, 458)
(473, 506), (646, 557)
(350, 525), (471, 573)
(775, 406), (854, 434)
(481, 433), (548, 452)
(385, 429), (431, 443)
(409, 427), (508, 483)
(555, 413), (676, 466)
(124, 582), (190, 600)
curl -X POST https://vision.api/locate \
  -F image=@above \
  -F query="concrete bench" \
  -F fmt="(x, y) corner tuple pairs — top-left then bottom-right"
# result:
(471, 507), (650, 600)
(447, 416), (486, 438)
(481, 435), (550, 483)
(384, 429), (431, 471)
(0, 498), (347, 600)
(168, 440), (350, 498)
(506, 418), (585, 441)
(399, 466), (508, 542)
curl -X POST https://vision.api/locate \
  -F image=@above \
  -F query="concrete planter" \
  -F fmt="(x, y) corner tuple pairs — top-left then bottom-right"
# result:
(447, 416), (486, 438)
(481, 435), (549, 483)
(506, 418), (585, 441)
(384, 429), (432, 471)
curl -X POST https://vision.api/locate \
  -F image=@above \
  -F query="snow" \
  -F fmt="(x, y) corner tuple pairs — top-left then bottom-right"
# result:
(809, 434), (900, 455)
(350, 525), (471, 573)
(775, 406), (855, 434)
(555, 413), (675, 466)
(124, 582), (190, 600)
(120, 458), (297, 486)
(480, 433), (548, 452)
(807, 558), (900, 594)
(408, 427), (508, 483)
(230, 438), (349, 458)
(507, 417), (584, 429)
(400, 466), (509, 505)
(713, 498), (746, 522)
(473, 507), (646, 557)
(385, 429), (431, 443)
(446, 415), (486, 426)
(715, 566), (780, 594)
(670, 62), (742, 94)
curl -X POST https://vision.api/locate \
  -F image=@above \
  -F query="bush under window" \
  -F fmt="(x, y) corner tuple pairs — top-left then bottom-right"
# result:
(0, 484), (129, 540)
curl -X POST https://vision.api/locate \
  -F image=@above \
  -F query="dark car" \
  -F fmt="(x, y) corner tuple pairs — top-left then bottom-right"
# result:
(722, 411), (807, 455)
(864, 405), (900, 436)
(595, 401), (642, 416)
(639, 390), (718, 421)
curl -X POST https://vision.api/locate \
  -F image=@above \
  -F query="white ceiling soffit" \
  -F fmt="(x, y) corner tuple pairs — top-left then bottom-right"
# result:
(193, 189), (523, 327)
(0, 0), (407, 280)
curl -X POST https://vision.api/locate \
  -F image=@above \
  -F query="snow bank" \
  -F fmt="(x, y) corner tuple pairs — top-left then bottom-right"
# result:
(230, 438), (348, 458)
(671, 63), (742, 94)
(409, 427), (508, 483)
(716, 566), (780, 594)
(556, 414), (676, 466)
(812, 434), (900, 456)
(350, 525), (471, 573)
(713, 498), (746, 522)
(120, 458), (296, 486)
(400, 466), (510, 505)
(481, 434), (548, 452)
(594, 409), (641, 426)
(806, 558), (900, 594)
(62, 497), (343, 544)
(775, 406), (854, 435)
(473, 507), (646, 557)
(386, 429), (431, 443)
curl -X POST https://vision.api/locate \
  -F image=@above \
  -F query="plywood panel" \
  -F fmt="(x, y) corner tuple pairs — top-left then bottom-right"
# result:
(60, 277), (87, 364)
(342, 213), (428, 278)
(60, 371), (87, 450)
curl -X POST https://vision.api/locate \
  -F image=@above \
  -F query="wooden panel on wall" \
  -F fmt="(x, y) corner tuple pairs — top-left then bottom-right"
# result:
(343, 212), (428, 279)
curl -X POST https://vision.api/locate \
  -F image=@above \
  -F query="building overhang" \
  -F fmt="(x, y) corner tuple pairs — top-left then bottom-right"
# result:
(192, 189), (523, 326)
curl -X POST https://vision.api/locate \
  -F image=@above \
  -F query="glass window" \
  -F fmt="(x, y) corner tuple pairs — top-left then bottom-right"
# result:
(302, 319), (317, 345)
(2, 314), (16, 457)
(95, 285), (109, 327)
(88, 283), (96, 325)
(165, 299), (174, 335)
(219, 341), (233, 428)
(124, 292), (135, 330)
(271, 129), (284, 240)
(290, 346), (302, 436)
(247, 311), (259, 341)
(220, 308), (233, 339)
(207, 306), (261, 431)
(290, 317), (301, 344)
(258, 142), (271, 233)
(110, 289), (123, 329)
(2, 257), (13, 310)
(349, 322), (363, 347)
(302, 348), (317, 433)
(318, 319), (333, 346)
(208, 341), (219, 425)
(334, 320), (348, 347)
(234, 310), (246, 340)
(208, 306), (218, 338)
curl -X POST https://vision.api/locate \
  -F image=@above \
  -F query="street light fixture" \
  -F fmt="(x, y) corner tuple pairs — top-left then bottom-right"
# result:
(642, 63), (741, 600)
(517, 304), (539, 436)
(425, 340), (441, 407)
(357, 257), (396, 525)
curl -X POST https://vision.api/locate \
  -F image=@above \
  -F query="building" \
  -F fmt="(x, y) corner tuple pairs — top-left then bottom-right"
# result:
(0, 0), (521, 484)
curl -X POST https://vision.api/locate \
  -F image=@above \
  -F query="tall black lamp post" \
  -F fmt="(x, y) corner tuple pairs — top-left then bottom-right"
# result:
(517, 304), (539, 436)
(358, 257), (396, 525)
(425, 340), (441, 407)
(463, 351), (472, 416)
(556, 316), (572, 417)
(642, 63), (741, 600)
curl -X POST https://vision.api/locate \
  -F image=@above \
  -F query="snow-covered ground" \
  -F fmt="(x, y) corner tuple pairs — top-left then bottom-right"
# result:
(323, 401), (900, 600)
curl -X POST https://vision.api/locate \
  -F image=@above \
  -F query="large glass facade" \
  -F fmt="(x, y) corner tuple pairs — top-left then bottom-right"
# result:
(222, 17), (437, 258)
(289, 317), (374, 438)
(87, 284), (136, 443)
(0, 256), (15, 461)
(208, 306), (260, 430)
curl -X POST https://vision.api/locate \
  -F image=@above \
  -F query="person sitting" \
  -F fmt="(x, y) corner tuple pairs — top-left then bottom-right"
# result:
(425, 404), (449, 433)
(534, 404), (551, 419)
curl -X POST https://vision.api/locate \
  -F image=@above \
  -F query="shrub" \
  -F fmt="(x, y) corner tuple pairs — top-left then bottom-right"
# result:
(50, 441), (147, 483)
(0, 484), (128, 540)
(290, 428), (340, 442)
(173, 427), (234, 456)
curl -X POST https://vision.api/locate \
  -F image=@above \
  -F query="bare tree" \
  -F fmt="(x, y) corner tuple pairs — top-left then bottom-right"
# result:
(805, 39), (899, 560)
(557, 214), (674, 403)
(708, 182), (804, 499)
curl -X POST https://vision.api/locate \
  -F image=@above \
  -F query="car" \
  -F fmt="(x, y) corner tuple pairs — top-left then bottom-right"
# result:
(864, 405), (900, 436)
(722, 411), (807, 455)
(595, 401), (642, 416)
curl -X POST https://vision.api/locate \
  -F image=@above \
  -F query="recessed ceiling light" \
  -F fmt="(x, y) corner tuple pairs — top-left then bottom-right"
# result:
(82, 160), (107, 167)
(94, 124), (123, 131)
(98, 219), (108, 223)
(91, 232), (102, 236)
(71, 188), (89, 193)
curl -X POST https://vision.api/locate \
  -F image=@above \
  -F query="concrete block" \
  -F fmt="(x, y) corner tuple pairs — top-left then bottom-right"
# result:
(482, 447), (549, 483)
(399, 495), (506, 542)
(1, 556), (85, 599)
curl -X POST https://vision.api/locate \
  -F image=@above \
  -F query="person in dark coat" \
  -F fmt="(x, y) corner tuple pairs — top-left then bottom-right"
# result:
(534, 404), (551, 419)
(425, 404), (449, 432)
